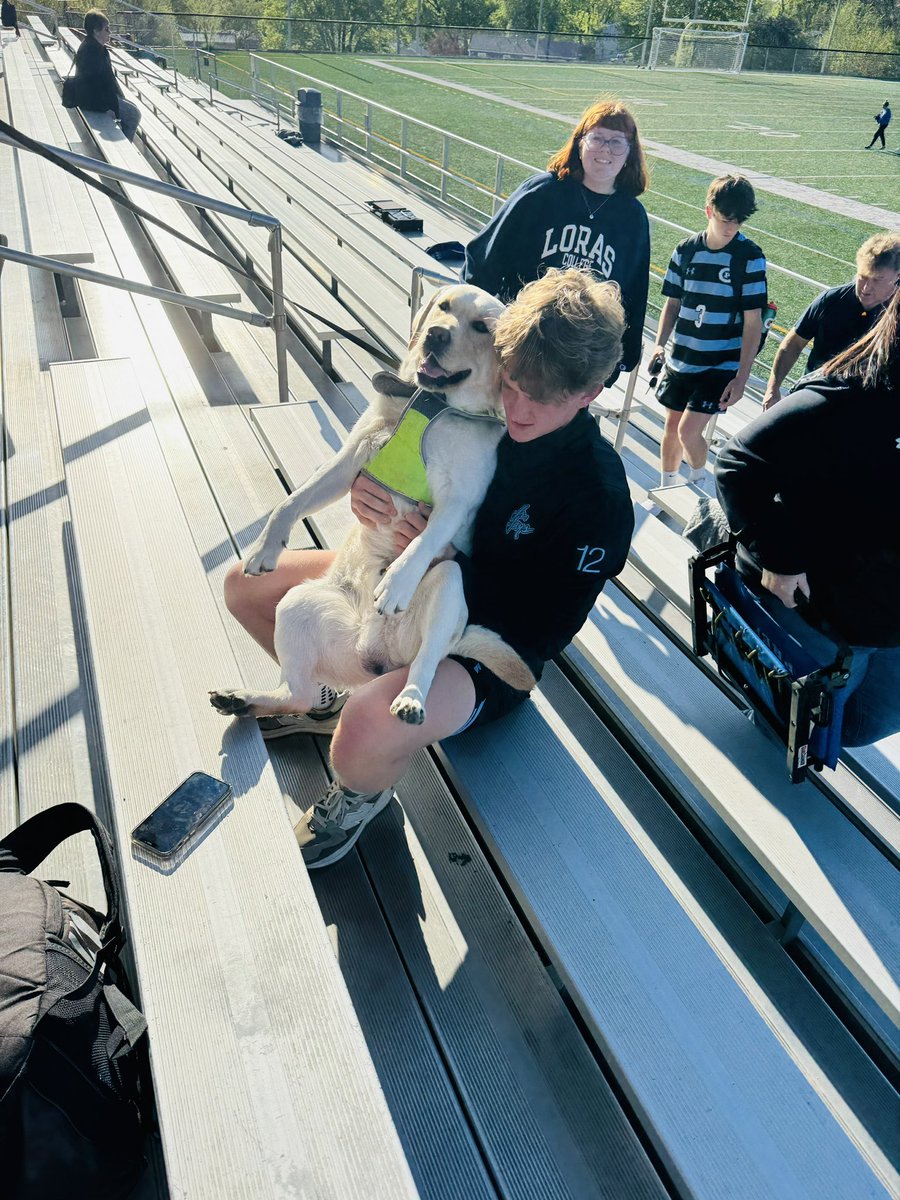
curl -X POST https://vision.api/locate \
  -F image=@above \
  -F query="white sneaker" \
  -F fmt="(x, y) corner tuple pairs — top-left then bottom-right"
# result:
(257, 691), (349, 739)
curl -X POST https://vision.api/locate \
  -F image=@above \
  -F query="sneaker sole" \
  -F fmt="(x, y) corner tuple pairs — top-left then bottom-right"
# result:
(301, 791), (394, 870)
(259, 716), (340, 740)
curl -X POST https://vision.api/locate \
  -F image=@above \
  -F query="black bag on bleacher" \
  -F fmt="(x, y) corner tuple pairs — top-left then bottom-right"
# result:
(0, 804), (148, 1200)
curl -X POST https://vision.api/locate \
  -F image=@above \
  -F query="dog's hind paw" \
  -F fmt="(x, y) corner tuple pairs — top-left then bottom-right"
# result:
(390, 693), (426, 725)
(209, 689), (253, 717)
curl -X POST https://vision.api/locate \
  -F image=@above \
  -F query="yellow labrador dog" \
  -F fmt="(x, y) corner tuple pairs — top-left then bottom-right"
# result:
(210, 284), (534, 727)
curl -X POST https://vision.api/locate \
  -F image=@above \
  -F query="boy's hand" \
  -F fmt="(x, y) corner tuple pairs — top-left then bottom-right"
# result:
(718, 377), (746, 409)
(647, 349), (665, 376)
(393, 503), (431, 556)
(761, 569), (810, 609)
(350, 474), (396, 529)
(762, 385), (781, 411)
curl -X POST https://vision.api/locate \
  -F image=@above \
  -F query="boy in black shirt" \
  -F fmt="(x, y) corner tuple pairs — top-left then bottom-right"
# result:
(224, 270), (634, 869)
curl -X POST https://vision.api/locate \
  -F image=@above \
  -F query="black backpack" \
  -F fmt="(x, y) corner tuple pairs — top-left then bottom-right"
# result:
(0, 803), (149, 1200)
(679, 233), (777, 356)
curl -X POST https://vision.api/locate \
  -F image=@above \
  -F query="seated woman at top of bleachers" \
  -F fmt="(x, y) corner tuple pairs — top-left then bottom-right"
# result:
(71, 9), (141, 142)
(1, 0), (20, 36)
(715, 288), (900, 748)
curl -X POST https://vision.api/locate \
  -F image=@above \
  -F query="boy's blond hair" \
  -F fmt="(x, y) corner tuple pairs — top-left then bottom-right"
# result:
(493, 268), (625, 403)
(856, 232), (900, 277)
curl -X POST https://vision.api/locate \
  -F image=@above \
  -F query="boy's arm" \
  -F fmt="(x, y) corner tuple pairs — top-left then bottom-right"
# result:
(763, 329), (809, 409)
(651, 296), (680, 361)
(718, 308), (762, 409)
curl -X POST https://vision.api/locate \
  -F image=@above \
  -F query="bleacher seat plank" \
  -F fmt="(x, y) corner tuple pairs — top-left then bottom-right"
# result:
(0, 92), (105, 903)
(52, 355), (419, 1200)
(269, 738), (501, 1200)
(78, 111), (241, 304)
(126, 78), (413, 353)
(2, 39), (93, 262)
(569, 585), (900, 1025)
(441, 666), (900, 1200)
(128, 113), (369, 364)
(646, 481), (704, 526)
(360, 752), (669, 1200)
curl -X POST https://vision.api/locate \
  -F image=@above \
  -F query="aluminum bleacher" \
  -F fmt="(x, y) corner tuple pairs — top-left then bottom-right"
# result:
(2, 27), (898, 1200)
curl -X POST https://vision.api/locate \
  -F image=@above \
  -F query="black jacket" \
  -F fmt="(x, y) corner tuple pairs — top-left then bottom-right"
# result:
(73, 35), (122, 116)
(462, 173), (650, 373)
(715, 377), (900, 647)
(458, 409), (634, 677)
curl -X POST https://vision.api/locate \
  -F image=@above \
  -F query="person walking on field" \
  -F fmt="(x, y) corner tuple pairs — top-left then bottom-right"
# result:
(649, 174), (768, 490)
(865, 101), (891, 149)
(763, 232), (900, 408)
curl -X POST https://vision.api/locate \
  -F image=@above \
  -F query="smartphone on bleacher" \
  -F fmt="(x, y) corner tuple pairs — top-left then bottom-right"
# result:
(132, 771), (231, 864)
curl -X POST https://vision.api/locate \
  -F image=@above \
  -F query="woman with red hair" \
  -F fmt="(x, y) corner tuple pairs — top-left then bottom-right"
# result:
(462, 99), (651, 381)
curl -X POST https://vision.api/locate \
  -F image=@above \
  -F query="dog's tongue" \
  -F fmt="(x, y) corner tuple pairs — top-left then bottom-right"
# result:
(418, 354), (445, 379)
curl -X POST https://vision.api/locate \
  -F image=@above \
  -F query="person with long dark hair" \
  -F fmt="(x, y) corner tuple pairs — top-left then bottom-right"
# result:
(716, 289), (900, 747)
(72, 9), (141, 141)
(462, 99), (651, 382)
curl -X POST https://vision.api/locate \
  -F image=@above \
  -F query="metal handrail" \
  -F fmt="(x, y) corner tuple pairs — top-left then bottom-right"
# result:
(0, 126), (290, 401)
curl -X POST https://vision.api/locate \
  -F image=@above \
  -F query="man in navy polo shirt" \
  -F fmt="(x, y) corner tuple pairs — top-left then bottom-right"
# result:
(763, 232), (900, 408)
(865, 101), (891, 149)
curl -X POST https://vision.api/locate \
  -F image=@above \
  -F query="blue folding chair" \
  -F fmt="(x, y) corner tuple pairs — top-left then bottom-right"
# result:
(690, 543), (853, 783)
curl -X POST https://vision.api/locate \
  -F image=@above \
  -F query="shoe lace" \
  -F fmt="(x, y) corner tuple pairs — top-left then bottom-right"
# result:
(311, 781), (349, 829)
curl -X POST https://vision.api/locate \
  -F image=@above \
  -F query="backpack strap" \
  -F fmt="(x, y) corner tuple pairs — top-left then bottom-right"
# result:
(0, 803), (122, 956)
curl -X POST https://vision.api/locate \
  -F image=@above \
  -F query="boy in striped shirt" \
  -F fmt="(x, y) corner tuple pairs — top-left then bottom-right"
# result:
(649, 175), (767, 488)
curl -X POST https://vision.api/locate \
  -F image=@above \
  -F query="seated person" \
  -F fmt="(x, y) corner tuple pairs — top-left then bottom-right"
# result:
(763, 232), (900, 409)
(1, 0), (20, 36)
(72, 9), (141, 142)
(224, 269), (635, 869)
(716, 290), (900, 748)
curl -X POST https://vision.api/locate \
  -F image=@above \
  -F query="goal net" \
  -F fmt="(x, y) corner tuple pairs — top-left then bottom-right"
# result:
(648, 26), (748, 72)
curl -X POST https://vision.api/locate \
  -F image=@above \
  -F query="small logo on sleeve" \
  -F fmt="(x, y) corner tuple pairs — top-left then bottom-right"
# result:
(505, 504), (534, 540)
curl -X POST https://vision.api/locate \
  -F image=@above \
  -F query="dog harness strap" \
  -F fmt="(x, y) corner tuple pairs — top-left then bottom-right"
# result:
(363, 391), (447, 505)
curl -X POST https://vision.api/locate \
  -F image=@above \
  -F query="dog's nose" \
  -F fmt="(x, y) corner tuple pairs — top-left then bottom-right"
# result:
(423, 326), (451, 353)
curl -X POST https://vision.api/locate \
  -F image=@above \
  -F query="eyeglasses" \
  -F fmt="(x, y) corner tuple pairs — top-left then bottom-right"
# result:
(581, 133), (631, 156)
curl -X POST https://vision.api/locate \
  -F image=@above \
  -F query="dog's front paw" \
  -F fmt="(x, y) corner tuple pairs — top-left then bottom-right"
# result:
(242, 535), (282, 576)
(209, 689), (253, 717)
(374, 561), (418, 616)
(390, 690), (426, 725)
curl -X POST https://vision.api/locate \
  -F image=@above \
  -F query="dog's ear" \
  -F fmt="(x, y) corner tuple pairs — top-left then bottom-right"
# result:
(373, 371), (418, 399)
(408, 286), (447, 348)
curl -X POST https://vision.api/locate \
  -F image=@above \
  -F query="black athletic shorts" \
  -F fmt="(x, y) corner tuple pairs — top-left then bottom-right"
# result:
(448, 655), (532, 734)
(656, 368), (734, 415)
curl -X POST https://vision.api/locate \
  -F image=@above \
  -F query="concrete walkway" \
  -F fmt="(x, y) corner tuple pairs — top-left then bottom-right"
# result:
(368, 61), (900, 229)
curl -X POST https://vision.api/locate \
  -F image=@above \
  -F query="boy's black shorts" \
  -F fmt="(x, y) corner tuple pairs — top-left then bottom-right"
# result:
(449, 655), (532, 734)
(656, 368), (734, 415)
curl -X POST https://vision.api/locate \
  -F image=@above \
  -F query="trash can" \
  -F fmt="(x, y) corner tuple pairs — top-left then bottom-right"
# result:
(297, 88), (322, 145)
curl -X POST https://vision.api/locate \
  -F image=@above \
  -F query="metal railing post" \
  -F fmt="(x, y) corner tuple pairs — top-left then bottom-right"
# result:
(268, 226), (290, 403)
(493, 157), (504, 214)
(613, 366), (639, 454)
(400, 118), (408, 179)
(440, 136), (450, 202)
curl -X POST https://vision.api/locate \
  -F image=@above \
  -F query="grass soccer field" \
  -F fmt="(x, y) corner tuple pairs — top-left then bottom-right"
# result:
(221, 53), (898, 357)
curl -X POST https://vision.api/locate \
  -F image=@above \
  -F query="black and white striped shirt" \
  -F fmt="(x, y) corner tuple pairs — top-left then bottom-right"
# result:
(662, 232), (767, 375)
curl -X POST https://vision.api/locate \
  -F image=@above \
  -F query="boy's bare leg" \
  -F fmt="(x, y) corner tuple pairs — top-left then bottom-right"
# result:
(677, 410), (713, 471)
(331, 659), (477, 794)
(224, 549), (335, 660)
(661, 408), (685, 474)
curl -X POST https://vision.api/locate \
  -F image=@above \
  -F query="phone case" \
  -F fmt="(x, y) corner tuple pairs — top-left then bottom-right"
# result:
(131, 771), (231, 860)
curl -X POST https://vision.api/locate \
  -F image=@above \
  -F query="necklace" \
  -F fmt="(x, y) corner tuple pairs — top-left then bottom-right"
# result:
(582, 188), (613, 221)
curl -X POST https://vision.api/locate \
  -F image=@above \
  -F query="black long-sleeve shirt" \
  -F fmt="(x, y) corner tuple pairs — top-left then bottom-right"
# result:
(462, 172), (650, 373)
(715, 378), (900, 647)
(73, 35), (122, 116)
(458, 409), (634, 677)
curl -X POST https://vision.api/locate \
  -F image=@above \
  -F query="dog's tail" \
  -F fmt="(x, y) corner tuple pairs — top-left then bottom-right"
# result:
(452, 625), (536, 693)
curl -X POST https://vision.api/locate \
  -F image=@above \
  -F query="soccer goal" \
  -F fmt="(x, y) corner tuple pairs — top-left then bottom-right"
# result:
(648, 25), (749, 72)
